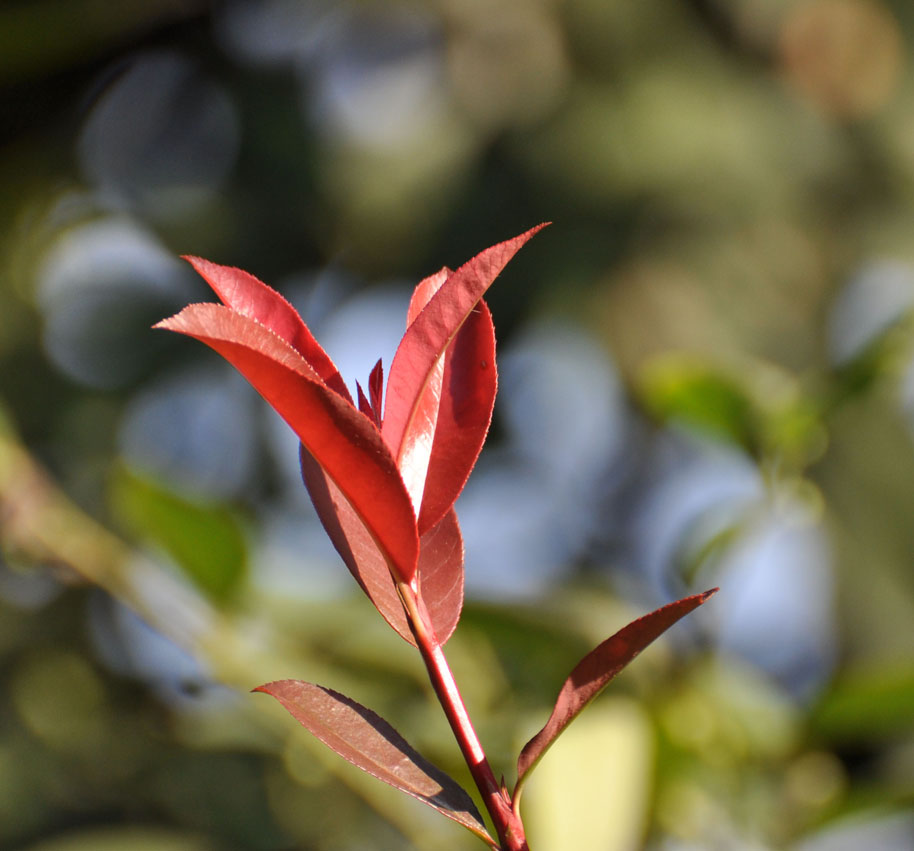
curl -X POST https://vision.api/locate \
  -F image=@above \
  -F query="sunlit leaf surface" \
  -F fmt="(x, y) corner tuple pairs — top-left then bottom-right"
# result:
(155, 304), (419, 584)
(383, 223), (549, 524)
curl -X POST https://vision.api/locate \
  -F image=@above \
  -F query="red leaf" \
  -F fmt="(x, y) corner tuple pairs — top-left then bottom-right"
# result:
(417, 300), (497, 534)
(301, 448), (464, 645)
(392, 268), (450, 515)
(255, 680), (493, 844)
(407, 267), (451, 324)
(398, 356), (446, 514)
(183, 256), (351, 401)
(356, 381), (375, 422)
(515, 589), (718, 789)
(383, 225), (548, 519)
(368, 358), (384, 421)
(400, 267), (499, 533)
(414, 507), (465, 642)
(156, 303), (418, 583)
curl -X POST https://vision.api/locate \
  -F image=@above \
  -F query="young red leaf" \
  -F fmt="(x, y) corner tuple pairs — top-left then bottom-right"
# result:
(355, 381), (375, 423)
(413, 506), (465, 642)
(398, 352), (446, 515)
(301, 448), (464, 645)
(401, 265), (498, 533)
(416, 300), (497, 534)
(383, 224), (549, 517)
(156, 304), (419, 583)
(515, 589), (718, 790)
(389, 269), (451, 516)
(255, 680), (493, 844)
(407, 267), (451, 325)
(368, 357), (384, 420)
(183, 256), (351, 401)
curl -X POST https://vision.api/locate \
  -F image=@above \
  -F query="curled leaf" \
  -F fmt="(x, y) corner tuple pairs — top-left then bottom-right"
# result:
(255, 679), (493, 844)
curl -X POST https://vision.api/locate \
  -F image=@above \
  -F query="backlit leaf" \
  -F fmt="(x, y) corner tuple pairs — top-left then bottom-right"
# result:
(413, 507), (465, 642)
(515, 589), (717, 790)
(402, 268), (499, 533)
(368, 358), (384, 422)
(183, 256), (351, 401)
(300, 448), (464, 645)
(383, 224), (548, 521)
(355, 381), (375, 422)
(156, 303), (419, 583)
(255, 679), (493, 844)
(391, 268), (450, 515)
(407, 268), (451, 326)
(417, 300), (497, 534)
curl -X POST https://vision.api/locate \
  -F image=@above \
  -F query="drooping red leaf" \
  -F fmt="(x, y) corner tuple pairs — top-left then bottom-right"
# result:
(301, 448), (464, 645)
(515, 589), (718, 790)
(156, 304), (418, 583)
(183, 256), (352, 401)
(383, 225), (547, 519)
(255, 680), (493, 844)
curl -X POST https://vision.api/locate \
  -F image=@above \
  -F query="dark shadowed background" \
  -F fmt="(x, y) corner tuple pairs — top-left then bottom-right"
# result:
(2, 1), (914, 849)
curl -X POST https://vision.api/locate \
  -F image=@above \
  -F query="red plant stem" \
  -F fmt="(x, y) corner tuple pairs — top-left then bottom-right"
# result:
(399, 583), (528, 851)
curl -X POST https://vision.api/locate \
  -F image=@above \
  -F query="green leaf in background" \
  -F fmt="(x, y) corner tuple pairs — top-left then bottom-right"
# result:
(827, 313), (914, 412)
(637, 354), (828, 469)
(109, 466), (247, 602)
(811, 664), (914, 742)
(637, 354), (758, 451)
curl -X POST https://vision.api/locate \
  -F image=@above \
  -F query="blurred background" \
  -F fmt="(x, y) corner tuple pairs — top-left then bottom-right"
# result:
(2, 0), (914, 848)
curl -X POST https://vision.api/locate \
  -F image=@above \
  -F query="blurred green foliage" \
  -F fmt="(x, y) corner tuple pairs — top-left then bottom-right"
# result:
(2, 0), (914, 849)
(109, 465), (248, 602)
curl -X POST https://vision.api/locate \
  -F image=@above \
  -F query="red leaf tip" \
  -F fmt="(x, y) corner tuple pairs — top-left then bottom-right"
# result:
(514, 586), (719, 790)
